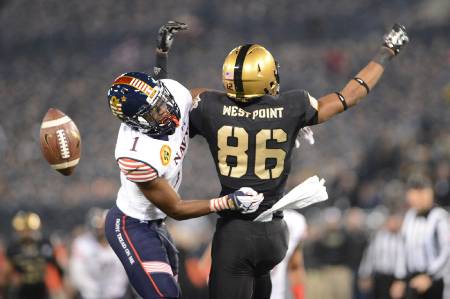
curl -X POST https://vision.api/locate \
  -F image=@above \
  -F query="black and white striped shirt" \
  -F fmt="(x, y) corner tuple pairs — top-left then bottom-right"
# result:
(359, 229), (403, 277)
(395, 207), (449, 280)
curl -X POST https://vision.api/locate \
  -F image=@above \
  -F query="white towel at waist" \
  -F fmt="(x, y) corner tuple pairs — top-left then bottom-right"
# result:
(254, 175), (328, 222)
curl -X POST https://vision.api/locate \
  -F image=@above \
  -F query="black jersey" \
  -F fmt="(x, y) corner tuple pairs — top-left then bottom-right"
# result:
(6, 238), (54, 299)
(190, 89), (318, 219)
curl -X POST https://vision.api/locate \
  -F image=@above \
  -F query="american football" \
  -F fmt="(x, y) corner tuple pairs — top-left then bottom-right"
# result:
(39, 108), (81, 176)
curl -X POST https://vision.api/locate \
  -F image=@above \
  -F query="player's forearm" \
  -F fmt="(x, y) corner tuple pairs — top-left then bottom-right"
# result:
(170, 195), (238, 220)
(139, 179), (262, 220)
(169, 200), (212, 220)
(154, 49), (168, 80)
(318, 48), (392, 123)
(317, 24), (408, 123)
(138, 179), (211, 220)
(341, 53), (388, 107)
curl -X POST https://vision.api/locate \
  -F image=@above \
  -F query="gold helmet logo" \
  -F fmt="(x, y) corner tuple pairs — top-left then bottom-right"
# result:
(222, 44), (280, 102)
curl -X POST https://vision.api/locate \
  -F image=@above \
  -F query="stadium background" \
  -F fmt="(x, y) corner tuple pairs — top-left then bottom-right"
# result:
(0, 0), (449, 298)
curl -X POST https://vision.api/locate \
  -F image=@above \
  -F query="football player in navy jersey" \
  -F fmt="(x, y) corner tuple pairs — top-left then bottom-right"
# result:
(104, 22), (264, 299)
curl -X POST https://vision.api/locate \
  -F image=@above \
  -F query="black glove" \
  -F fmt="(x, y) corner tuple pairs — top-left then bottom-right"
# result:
(157, 21), (188, 52)
(383, 24), (409, 55)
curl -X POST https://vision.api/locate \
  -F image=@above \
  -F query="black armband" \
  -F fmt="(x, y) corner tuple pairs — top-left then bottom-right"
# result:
(335, 92), (348, 111)
(353, 77), (370, 94)
(373, 47), (394, 66)
(154, 50), (168, 80)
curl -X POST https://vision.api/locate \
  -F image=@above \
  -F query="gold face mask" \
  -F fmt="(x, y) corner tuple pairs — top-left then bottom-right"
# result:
(222, 44), (279, 102)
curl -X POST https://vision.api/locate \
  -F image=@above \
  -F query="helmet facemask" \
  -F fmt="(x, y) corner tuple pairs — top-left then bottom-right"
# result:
(273, 61), (280, 94)
(124, 81), (180, 136)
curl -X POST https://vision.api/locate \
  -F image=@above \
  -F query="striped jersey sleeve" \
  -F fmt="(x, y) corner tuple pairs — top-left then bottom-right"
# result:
(117, 157), (158, 182)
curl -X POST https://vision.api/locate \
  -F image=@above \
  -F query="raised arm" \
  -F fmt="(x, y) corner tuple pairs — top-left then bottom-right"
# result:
(316, 24), (409, 123)
(153, 21), (188, 80)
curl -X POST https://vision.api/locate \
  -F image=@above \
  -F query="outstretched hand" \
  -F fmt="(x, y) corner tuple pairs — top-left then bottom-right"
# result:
(383, 24), (409, 55)
(157, 21), (188, 52)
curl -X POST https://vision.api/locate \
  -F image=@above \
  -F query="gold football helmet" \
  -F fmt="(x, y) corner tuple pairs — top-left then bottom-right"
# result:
(222, 44), (280, 102)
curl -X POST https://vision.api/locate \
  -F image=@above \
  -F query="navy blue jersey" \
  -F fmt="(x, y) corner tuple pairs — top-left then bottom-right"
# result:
(190, 89), (318, 219)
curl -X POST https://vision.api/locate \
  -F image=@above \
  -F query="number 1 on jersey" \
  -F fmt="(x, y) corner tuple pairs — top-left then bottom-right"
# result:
(131, 137), (139, 151)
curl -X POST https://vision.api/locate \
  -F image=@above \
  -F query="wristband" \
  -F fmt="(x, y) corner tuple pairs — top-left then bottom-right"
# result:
(373, 47), (394, 66)
(353, 77), (370, 94)
(335, 92), (348, 111)
(209, 196), (231, 212)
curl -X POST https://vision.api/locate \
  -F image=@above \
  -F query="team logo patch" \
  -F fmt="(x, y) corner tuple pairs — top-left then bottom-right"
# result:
(109, 95), (126, 119)
(160, 145), (171, 166)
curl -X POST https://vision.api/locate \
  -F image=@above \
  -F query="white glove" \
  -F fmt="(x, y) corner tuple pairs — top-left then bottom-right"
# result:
(209, 187), (264, 214)
(295, 126), (315, 149)
(229, 187), (264, 214)
(383, 24), (409, 55)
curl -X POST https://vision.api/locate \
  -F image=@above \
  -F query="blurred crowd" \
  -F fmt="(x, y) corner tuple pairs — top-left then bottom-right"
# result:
(0, 0), (449, 298)
(0, 204), (447, 299)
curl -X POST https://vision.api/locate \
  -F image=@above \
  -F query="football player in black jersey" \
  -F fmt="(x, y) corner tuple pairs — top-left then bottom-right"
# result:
(155, 23), (409, 299)
(2, 211), (63, 299)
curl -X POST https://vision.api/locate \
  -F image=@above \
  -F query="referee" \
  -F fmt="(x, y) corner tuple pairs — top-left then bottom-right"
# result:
(390, 175), (450, 299)
(358, 213), (404, 299)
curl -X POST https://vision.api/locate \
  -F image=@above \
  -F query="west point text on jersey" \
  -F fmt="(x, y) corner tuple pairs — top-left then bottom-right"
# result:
(223, 105), (284, 119)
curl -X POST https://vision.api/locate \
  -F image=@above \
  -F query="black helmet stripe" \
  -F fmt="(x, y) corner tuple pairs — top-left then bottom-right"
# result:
(233, 44), (253, 97)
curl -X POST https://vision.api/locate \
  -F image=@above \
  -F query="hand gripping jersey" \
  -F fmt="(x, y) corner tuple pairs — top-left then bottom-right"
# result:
(115, 79), (192, 220)
(190, 90), (318, 220)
